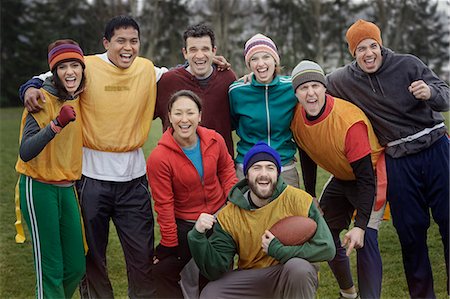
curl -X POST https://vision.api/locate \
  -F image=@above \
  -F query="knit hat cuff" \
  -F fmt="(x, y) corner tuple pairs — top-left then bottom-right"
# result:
(292, 71), (326, 91)
(245, 152), (278, 175)
(243, 142), (282, 176)
(48, 44), (85, 71)
(244, 34), (280, 67)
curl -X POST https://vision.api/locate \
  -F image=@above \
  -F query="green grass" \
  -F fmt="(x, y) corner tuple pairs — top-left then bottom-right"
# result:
(0, 107), (447, 298)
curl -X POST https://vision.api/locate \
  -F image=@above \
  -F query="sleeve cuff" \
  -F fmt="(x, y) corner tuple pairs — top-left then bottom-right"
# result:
(267, 237), (284, 257)
(19, 78), (44, 102)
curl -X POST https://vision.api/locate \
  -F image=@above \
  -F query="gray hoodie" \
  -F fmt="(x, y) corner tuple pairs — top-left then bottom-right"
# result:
(326, 47), (449, 158)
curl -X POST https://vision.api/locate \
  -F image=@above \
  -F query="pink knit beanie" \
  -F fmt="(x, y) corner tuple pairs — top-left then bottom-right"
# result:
(244, 33), (280, 67)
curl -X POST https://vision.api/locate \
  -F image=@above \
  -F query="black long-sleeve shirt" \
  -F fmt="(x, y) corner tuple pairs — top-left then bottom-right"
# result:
(19, 114), (56, 162)
(300, 149), (375, 230)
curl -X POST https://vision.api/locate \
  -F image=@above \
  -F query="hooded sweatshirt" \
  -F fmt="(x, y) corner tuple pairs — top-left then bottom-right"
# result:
(187, 177), (335, 281)
(326, 47), (449, 158)
(147, 126), (237, 247)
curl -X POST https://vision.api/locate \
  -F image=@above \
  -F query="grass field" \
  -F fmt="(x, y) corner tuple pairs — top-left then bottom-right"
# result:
(0, 107), (447, 298)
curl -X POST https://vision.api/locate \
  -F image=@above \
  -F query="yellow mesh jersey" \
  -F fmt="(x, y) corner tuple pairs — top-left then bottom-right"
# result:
(218, 186), (313, 269)
(15, 89), (82, 181)
(81, 56), (156, 152)
(292, 97), (383, 180)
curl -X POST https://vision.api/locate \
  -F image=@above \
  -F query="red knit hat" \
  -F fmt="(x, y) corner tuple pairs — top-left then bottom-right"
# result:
(48, 39), (85, 71)
(346, 19), (382, 56)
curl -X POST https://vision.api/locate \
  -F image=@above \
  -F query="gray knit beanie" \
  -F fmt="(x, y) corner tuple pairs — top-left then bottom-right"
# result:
(291, 60), (326, 92)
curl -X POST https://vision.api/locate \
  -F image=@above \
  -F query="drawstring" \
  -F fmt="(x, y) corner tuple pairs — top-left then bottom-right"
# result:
(367, 75), (386, 97)
(367, 75), (376, 93)
(375, 76), (386, 97)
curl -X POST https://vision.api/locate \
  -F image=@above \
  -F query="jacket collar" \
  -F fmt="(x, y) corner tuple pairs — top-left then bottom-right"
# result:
(251, 74), (280, 87)
(158, 126), (217, 153)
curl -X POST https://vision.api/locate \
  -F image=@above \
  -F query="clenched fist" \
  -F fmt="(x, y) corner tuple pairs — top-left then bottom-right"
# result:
(194, 213), (217, 234)
(55, 105), (76, 128)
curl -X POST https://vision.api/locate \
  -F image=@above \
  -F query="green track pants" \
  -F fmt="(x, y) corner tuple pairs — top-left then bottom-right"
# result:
(19, 175), (85, 299)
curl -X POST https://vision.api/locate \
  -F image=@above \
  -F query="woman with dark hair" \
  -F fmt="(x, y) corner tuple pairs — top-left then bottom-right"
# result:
(147, 90), (238, 298)
(15, 39), (86, 298)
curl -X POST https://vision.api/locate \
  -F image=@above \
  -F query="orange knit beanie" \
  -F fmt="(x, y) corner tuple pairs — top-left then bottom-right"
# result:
(346, 19), (382, 56)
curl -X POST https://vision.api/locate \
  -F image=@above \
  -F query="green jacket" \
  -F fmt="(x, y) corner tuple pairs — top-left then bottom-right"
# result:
(187, 178), (336, 281)
(229, 75), (297, 165)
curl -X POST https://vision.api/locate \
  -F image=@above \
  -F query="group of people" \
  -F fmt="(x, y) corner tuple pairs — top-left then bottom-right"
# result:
(15, 14), (448, 299)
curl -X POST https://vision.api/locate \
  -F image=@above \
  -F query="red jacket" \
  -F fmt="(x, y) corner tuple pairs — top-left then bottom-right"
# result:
(147, 126), (238, 247)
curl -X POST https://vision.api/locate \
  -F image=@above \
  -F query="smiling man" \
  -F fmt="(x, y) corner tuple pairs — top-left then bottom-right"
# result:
(155, 24), (236, 156)
(64, 16), (160, 299)
(291, 60), (386, 299)
(187, 142), (335, 299)
(326, 19), (449, 299)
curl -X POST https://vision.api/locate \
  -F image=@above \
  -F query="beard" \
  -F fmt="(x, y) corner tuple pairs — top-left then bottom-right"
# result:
(248, 176), (276, 200)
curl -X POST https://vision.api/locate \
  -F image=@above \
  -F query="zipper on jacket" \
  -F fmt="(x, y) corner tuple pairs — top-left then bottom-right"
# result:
(181, 140), (206, 204)
(188, 154), (207, 206)
(265, 85), (271, 146)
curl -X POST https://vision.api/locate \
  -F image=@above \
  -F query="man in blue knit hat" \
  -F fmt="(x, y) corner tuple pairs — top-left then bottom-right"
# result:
(187, 142), (335, 298)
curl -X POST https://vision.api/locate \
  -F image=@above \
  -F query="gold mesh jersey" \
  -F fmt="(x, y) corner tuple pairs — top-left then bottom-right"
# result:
(291, 97), (383, 180)
(218, 186), (313, 269)
(80, 56), (157, 152)
(15, 89), (82, 181)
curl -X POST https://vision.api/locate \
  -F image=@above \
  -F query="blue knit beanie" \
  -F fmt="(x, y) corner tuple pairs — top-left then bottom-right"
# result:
(243, 142), (282, 176)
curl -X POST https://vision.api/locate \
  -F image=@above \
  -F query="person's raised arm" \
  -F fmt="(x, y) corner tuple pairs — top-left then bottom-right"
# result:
(409, 58), (449, 111)
(19, 71), (52, 112)
(188, 217), (236, 281)
(20, 105), (76, 161)
(213, 55), (231, 71)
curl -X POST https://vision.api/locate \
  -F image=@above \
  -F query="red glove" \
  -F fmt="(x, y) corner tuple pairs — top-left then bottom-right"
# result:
(55, 105), (76, 128)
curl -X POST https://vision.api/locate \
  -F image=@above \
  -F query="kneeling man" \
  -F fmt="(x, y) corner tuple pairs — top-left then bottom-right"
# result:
(188, 142), (335, 298)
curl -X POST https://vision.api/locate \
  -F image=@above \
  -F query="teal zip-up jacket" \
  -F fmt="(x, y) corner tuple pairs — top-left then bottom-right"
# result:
(187, 177), (336, 281)
(229, 75), (297, 165)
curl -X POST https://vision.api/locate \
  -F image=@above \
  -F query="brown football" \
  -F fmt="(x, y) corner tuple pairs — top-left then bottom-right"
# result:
(269, 216), (317, 246)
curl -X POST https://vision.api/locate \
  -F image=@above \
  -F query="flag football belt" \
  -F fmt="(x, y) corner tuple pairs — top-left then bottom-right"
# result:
(387, 122), (445, 147)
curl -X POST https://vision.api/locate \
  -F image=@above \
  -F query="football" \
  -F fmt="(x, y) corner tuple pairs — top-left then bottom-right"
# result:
(269, 216), (317, 246)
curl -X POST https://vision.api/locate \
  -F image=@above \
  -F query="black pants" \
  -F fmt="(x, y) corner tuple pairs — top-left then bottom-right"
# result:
(153, 219), (209, 298)
(320, 177), (382, 299)
(77, 175), (156, 299)
(386, 136), (449, 298)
